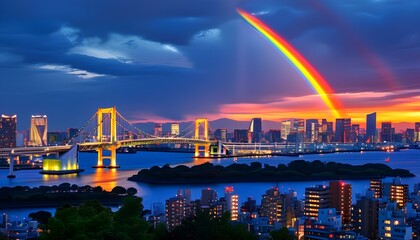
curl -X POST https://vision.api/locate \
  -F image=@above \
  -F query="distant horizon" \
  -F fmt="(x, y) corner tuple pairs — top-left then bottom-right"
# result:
(10, 114), (417, 133)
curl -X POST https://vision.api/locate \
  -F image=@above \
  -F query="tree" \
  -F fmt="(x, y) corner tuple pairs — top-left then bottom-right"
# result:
(111, 186), (127, 195)
(126, 187), (137, 196)
(269, 227), (294, 240)
(29, 211), (52, 226)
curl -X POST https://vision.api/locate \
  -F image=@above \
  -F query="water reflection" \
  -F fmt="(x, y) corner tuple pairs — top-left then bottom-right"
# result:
(42, 173), (79, 183)
(91, 168), (117, 191)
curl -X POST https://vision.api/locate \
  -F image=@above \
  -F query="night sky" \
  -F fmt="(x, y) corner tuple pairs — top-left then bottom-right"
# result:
(0, 0), (419, 130)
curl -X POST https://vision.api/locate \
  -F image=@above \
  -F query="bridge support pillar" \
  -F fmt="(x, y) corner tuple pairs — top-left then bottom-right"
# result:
(108, 145), (119, 168)
(93, 148), (106, 168)
(195, 144), (210, 157)
(7, 154), (15, 178)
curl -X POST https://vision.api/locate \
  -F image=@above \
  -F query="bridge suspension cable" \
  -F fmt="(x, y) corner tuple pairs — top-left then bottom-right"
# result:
(67, 112), (98, 145)
(178, 121), (196, 138)
(82, 108), (113, 143)
(116, 111), (157, 138)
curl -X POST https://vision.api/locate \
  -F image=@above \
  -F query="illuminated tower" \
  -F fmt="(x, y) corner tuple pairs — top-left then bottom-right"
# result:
(248, 118), (262, 143)
(415, 122), (420, 142)
(0, 115), (17, 148)
(369, 179), (382, 198)
(281, 120), (292, 140)
(366, 112), (377, 143)
(390, 183), (408, 208)
(194, 118), (209, 157)
(95, 107), (119, 168)
(170, 123), (179, 137)
(154, 123), (162, 137)
(305, 119), (319, 142)
(335, 118), (351, 143)
(29, 115), (47, 146)
(381, 122), (393, 142)
(224, 186), (239, 221)
(304, 185), (330, 219)
(214, 129), (227, 142)
(329, 181), (352, 228)
(166, 195), (186, 231)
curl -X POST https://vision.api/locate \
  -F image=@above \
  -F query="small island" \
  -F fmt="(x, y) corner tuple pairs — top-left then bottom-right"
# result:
(0, 184), (137, 209)
(128, 160), (415, 184)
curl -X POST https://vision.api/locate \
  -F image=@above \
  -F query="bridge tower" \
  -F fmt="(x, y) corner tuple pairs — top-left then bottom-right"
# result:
(94, 107), (120, 168)
(194, 118), (210, 157)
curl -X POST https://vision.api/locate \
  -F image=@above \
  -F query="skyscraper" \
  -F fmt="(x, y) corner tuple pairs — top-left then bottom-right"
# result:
(329, 181), (352, 227)
(29, 115), (47, 146)
(214, 129), (227, 142)
(319, 119), (333, 143)
(414, 122), (420, 142)
(305, 119), (319, 142)
(335, 118), (351, 143)
(170, 123), (180, 137)
(366, 112), (377, 143)
(281, 120), (292, 140)
(153, 123), (162, 137)
(369, 179), (382, 199)
(166, 195), (186, 231)
(352, 196), (379, 239)
(0, 115), (17, 148)
(233, 129), (248, 143)
(200, 188), (218, 207)
(381, 122), (393, 142)
(248, 118), (262, 143)
(304, 185), (330, 219)
(224, 186), (238, 221)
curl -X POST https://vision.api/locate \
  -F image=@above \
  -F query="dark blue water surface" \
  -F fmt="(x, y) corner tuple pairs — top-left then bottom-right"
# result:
(1, 149), (419, 219)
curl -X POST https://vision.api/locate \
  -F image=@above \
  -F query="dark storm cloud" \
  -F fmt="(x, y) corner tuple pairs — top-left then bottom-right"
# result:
(0, 0), (239, 45)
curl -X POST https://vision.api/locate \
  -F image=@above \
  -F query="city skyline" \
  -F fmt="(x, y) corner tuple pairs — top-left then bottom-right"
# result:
(0, 1), (419, 130)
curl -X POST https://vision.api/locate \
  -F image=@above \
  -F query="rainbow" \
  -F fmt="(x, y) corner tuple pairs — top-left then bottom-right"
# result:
(237, 8), (342, 118)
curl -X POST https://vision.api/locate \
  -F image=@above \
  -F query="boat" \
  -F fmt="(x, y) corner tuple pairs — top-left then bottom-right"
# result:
(385, 157), (390, 163)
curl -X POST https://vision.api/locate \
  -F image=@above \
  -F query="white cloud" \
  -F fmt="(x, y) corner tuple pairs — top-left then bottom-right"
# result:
(68, 33), (192, 68)
(39, 65), (105, 79)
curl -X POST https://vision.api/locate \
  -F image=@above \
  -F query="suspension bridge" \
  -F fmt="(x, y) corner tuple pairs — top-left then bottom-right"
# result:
(2, 107), (214, 178)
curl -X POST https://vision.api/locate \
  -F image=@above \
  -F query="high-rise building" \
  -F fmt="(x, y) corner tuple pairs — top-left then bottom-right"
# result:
(381, 122), (393, 142)
(318, 119), (333, 143)
(414, 122), (420, 142)
(260, 187), (282, 224)
(47, 131), (62, 145)
(352, 196), (379, 239)
(166, 195), (186, 231)
(366, 112), (377, 143)
(224, 186), (238, 221)
(200, 188), (218, 207)
(171, 123), (179, 137)
(378, 203), (412, 239)
(335, 118), (351, 143)
(0, 115), (17, 148)
(350, 124), (360, 143)
(304, 185), (330, 219)
(29, 115), (47, 146)
(294, 119), (305, 133)
(233, 129), (248, 143)
(369, 179), (382, 199)
(404, 128), (414, 144)
(390, 183), (409, 208)
(305, 119), (319, 142)
(153, 123), (162, 137)
(248, 118), (262, 143)
(329, 181), (352, 227)
(281, 120), (292, 140)
(66, 128), (79, 143)
(214, 129), (227, 142)
(267, 129), (281, 143)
